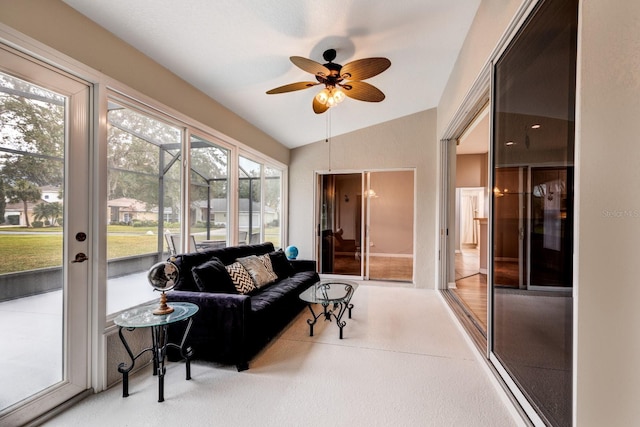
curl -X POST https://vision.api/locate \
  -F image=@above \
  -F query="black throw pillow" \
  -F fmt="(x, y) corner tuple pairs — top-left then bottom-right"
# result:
(191, 257), (237, 294)
(268, 249), (295, 280)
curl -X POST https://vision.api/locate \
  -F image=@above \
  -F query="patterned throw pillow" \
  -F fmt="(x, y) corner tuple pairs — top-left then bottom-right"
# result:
(237, 255), (278, 288)
(225, 261), (256, 294)
(258, 253), (277, 278)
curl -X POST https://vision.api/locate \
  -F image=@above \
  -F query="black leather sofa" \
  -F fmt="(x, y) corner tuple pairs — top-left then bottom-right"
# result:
(166, 242), (319, 371)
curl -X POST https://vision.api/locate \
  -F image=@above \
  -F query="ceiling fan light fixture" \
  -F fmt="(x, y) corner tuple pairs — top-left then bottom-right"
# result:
(316, 87), (345, 108)
(315, 88), (330, 105)
(326, 94), (337, 108)
(333, 88), (346, 104)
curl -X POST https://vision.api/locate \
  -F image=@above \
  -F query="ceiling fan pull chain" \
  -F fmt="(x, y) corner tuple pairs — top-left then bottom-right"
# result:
(326, 110), (332, 171)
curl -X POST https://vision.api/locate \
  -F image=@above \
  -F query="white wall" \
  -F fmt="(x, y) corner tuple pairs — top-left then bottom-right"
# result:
(437, 0), (524, 136)
(574, 1), (640, 425)
(289, 109), (437, 288)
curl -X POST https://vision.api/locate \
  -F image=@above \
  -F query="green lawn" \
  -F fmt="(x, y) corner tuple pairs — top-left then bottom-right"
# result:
(0, 234), (64, 273)
(0, 226), (280, 274)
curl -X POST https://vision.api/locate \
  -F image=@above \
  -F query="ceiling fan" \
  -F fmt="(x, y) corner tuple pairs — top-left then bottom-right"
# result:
(266, 49), (391, 114)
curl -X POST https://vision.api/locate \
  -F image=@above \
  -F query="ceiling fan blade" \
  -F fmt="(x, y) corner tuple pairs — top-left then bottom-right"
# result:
(290, 56), (331, 78)
(266, 81), (319, 94)
(340, 57), (391, 81)
(341, 81), (386, 102)
(313, 97), (329, 114)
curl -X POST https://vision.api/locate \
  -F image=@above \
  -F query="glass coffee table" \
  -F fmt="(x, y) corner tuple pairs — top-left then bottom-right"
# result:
(299, 280), (358, 339)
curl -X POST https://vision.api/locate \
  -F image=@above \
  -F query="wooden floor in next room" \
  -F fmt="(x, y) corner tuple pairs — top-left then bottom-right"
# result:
(453, 245), (487, 332)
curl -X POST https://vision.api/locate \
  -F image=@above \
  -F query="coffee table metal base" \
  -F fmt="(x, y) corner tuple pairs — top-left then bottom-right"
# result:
(306, 300), (354, 339)
(300, 281), (357, 339)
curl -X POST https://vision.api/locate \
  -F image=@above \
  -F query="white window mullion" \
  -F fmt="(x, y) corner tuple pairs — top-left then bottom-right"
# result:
(180, 128), (190, 253)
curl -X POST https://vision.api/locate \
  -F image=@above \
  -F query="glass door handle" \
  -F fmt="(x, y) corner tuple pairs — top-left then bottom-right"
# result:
(72, 253), (88, 263)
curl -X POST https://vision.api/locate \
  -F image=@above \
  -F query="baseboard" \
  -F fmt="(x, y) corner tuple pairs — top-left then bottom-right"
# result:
(495, 257), (519, 262)
(367, 253), (413, 258)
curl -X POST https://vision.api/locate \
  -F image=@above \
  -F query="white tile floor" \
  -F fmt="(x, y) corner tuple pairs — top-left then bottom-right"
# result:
(43, 285), (523, 427)
(1, 282), (524, 427)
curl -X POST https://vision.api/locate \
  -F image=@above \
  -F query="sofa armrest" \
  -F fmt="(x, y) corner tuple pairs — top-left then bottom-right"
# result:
(167, 290), (251, 366)
(289, 259), (317, 274)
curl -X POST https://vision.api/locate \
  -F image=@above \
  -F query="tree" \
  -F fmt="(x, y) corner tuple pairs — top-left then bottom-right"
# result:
(107, 106), (182, 207)
(33, 201), (62, 226)
(6, 179), (41, 227)
(0, 77), (65, 187)
(1, 75), (64, 228)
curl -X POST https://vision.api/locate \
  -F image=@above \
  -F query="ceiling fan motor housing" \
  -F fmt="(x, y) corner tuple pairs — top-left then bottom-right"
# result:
(317, 61), (343, 86)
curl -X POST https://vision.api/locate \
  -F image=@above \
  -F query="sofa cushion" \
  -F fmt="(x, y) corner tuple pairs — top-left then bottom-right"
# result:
(191, 257), (237, 294)
(268, 249), (295, 279)
(237, 255), (277, 288)
(225, 261), (256, 294)
(250, 271), (317, 312)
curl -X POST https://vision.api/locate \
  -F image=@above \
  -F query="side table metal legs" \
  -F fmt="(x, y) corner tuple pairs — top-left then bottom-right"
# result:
(117, 318), (194, 402)
(150, 325), (169, 402)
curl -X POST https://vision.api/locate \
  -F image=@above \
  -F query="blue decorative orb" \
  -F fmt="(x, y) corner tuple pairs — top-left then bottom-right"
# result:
(285, 245), (299, 260)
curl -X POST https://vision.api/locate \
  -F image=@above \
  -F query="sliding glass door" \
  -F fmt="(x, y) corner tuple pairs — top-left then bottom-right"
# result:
(318, 173), (363, 276)
(490, 0), (577, 425)
(317, 170), (414, 282)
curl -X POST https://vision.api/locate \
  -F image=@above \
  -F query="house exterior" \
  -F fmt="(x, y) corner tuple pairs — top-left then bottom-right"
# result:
(3, 200), (38, 226)
(191, 198), (276, 228)
(0, 1), (638, 426)
(2, 186), (62, 226)
(107, 197), (156, 224)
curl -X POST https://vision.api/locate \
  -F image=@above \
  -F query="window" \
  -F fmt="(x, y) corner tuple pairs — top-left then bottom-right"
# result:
(106, 100), (182, 314)
(238, 155), (284, 248)
(238, 156), (262, 245)
(263, 166), (282, 247)
(189, 134), (229, 248)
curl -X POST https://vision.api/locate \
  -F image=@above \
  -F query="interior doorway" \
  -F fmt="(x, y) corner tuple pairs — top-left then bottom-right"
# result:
(317, 170), (414, 282)
(449, 105), (490, 336)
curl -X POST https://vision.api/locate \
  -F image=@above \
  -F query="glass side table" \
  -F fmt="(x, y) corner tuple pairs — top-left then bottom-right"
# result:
(299, 280), (358, 339)
(113, 301), (199, 402)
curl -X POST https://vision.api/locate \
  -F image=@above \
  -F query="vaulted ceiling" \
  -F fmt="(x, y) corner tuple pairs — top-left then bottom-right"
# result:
(63, 0), (481, 148)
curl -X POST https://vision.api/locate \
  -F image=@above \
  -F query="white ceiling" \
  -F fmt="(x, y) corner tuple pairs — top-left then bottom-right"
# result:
(63, 0), (481, 148)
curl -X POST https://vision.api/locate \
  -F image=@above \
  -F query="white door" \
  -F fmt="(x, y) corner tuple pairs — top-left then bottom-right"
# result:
(0, 45), (90, 425)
